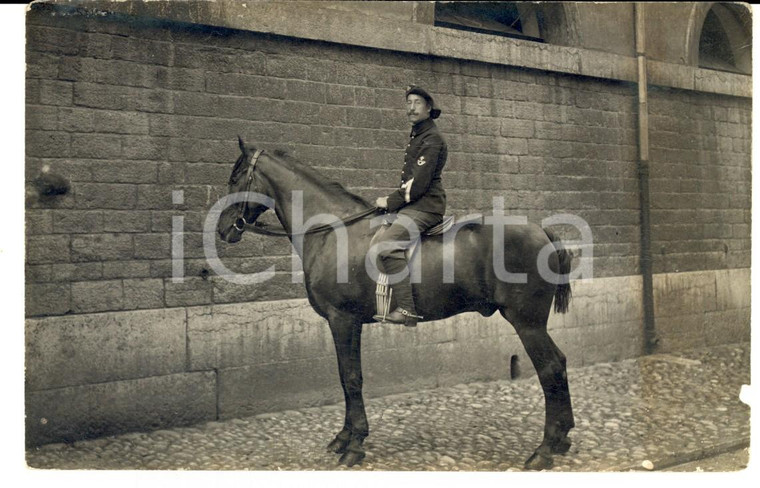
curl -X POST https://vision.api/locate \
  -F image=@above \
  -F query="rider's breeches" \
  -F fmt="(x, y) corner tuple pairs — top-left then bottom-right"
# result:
(370, 208), (442, 268)
(370, 209), (441, 313)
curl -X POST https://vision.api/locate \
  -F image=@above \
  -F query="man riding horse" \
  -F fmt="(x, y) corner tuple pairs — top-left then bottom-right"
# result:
(372, 85), (447, 327)
(218, 84), (575, 469)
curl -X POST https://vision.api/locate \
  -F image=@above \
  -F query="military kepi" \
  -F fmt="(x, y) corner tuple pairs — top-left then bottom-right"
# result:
(405, 85), (441, 119)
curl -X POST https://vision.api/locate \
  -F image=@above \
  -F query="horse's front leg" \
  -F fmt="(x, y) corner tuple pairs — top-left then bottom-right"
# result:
(326, 312), (368, 467)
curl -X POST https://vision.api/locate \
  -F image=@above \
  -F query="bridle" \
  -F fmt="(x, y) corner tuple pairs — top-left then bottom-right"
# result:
(233, 148), (264, 232)
(230, 149), (380, 237)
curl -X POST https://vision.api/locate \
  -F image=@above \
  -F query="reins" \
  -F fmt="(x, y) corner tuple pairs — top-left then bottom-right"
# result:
(249, 206), (380, 237)
(233, 149), (381, 237)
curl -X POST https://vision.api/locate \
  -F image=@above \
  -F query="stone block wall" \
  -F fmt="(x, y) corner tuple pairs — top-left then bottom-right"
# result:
(25, 8), (751, 318)
(648, 88), (752, 273)
(25, 6), (647, 320)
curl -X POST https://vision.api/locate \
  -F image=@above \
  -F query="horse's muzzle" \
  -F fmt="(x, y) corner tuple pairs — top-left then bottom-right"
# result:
(220, 224), (244, 244)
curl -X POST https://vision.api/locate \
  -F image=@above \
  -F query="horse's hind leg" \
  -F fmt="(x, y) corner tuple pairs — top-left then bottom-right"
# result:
(503, 307), (574, 470)
(326, 311), (368, 467)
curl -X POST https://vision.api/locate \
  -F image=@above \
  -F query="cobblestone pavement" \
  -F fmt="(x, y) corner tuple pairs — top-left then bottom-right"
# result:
(26, 342), (750, 472)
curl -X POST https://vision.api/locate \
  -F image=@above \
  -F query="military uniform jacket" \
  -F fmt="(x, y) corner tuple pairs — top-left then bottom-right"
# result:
(386, 118), (447, 215)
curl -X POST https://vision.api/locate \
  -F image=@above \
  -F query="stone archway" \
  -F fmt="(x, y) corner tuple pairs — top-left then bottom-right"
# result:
(686, 2), (751, 74)
(534, 2), (581, 47)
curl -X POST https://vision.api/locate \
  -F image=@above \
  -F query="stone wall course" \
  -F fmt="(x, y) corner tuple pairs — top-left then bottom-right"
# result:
(26, 371), (217, 446)
(24, 7), (750, 319)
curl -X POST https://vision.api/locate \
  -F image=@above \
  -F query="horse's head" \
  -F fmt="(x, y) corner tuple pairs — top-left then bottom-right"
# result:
(217, 136), (271, 243)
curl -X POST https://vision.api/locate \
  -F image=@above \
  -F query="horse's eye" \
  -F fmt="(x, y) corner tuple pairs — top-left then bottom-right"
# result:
(229, 168), (245, 186)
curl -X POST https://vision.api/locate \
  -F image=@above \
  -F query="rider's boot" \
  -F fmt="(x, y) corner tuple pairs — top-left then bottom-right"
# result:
(381, 257), (421, 327)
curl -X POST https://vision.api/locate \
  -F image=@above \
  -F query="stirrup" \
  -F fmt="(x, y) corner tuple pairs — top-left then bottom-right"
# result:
(374, 274), (423, 324)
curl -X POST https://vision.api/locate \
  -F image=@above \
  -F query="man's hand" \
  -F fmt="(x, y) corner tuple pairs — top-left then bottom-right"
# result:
(375, 196), (388, 209)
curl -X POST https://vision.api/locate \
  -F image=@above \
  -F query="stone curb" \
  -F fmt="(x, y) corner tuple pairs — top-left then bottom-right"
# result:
(619, 436), (751, 472)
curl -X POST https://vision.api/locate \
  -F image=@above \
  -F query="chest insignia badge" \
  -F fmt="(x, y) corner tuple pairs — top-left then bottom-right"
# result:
(417, 156), (426, 166)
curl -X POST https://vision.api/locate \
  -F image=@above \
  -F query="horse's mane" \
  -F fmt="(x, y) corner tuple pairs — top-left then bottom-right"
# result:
(270, 149), (372, 208)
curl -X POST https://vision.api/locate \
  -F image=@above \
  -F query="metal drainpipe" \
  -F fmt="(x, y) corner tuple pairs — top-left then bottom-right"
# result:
(635, 3), (657, 354)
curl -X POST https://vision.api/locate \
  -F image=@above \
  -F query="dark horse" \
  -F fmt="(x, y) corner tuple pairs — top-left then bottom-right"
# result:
(216, 138), (574, 470)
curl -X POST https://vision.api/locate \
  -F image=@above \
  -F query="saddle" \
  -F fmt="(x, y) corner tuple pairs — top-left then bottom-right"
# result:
(374, 216), (455, 322)
(423, 215), (456, 236)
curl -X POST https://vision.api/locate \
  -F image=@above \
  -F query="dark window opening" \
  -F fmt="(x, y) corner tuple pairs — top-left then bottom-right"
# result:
(434, 1), (543, 42)
(699, 10), (737, 71)
(698, 4), (752, 74)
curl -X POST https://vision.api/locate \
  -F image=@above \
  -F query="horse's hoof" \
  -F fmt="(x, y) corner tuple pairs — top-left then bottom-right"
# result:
(551, 437), (572, 455)
(326, 437), (349, 454)
(338, 449), (365, 467)
(524, 451), (554, 471)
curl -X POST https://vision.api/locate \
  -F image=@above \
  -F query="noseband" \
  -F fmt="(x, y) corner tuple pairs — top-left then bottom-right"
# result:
(233, 149), (264, 232)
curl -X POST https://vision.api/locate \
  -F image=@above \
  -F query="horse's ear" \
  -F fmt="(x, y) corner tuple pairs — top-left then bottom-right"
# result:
(238, 135), (249, 155)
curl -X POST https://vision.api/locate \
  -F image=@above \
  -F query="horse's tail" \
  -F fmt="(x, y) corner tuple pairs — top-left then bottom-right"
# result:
(544, 228), (572, 314)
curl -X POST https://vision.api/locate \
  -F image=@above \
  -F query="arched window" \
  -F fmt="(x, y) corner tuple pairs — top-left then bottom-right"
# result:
(434, 1), (542, 42)
(698, 3), (751, 74)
